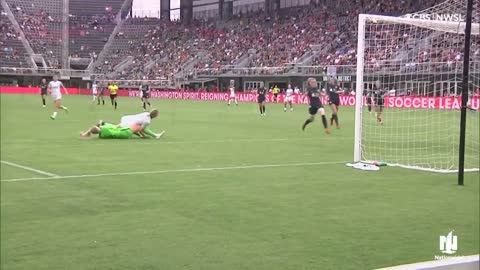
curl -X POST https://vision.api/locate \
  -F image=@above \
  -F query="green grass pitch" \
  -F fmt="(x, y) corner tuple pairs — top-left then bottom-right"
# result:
(1, 94), (478, 270)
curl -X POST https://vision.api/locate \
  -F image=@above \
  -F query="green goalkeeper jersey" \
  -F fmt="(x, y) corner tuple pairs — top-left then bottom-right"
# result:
(99, 124), (134, 139)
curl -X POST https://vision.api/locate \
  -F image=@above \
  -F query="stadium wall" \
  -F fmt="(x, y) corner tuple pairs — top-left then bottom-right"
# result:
(1, 87), (479, 110)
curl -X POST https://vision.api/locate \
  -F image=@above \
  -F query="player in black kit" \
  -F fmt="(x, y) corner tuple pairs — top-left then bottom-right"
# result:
(373, 88), (385, 125)
(140, 82), (151, 110)
(366, 88), (373, 114)
(40, 78), (48, 107)
(302, 78), (330, 134)
(257, 86), (267, 115)
(326, 78), (341, 129)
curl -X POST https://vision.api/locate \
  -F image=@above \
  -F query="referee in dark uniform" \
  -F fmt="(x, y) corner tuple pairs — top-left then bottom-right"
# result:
(40, 78), (48, 108)
(326, 78), (341, 129)
(302, 78), (330, 134)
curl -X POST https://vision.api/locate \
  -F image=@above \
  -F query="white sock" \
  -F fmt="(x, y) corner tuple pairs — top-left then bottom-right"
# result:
(228, 100), (231, 105)
(235, 100), (238, 105)
(52, 111), (58, 118)
(92, 96), (96, 101)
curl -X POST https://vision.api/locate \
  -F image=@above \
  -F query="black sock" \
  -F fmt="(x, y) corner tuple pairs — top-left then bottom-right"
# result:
(302, 118), (313, 130)
(147, 102), (151, 106)
(259, 106), (263, 114)
(42, 98), (45, 106)
(334, 114), (339, 125)
(102, 100), (105, 105)
(143, 102), (146, 110)
(115, 101), (117, 109)
(321, 115), (328, 129)
(368, 105), (371, 112)
(262, 105), (266, 113)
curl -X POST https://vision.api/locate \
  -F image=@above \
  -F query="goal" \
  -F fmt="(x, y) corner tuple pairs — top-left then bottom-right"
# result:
(354, 0), (479, 173)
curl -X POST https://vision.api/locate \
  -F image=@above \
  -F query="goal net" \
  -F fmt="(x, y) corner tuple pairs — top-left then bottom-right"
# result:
(354, 0), (479, 173)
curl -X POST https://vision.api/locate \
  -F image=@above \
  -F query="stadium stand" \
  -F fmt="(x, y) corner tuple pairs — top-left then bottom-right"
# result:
(6, 0), (63, 68)
(0, 0), (451, 78)
(68, 0), (124, 59)
(0, 5), (29, 68)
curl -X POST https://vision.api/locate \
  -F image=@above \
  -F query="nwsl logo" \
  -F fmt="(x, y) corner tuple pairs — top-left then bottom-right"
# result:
(439, 231), (458, 254)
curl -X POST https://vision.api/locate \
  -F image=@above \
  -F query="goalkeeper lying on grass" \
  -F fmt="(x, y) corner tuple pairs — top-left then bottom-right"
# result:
(80, 109), (165, 139)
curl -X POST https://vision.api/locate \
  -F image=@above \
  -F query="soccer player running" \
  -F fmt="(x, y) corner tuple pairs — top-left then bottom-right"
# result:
(108, 81), (119, 109)
(97, 82), (105, 105)
(284, 84), (294, 112)
(39, 78), (48, 108)
(257, 86), (267, 115)
(48, 75), (69, 120)
(91, 81), (98, 103)
(302, 78), (330, 134)
(326, 78), (341, 129)
(227, 80), (238, 106)
(140, 81), (151, 111)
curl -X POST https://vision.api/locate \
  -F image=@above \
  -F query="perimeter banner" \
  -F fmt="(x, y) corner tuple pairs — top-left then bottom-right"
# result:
(1, 87), (478, 110)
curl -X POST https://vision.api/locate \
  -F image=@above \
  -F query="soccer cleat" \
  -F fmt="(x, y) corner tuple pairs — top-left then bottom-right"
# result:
(50, 116), (55, 120)
(325, 129), (331, 134)
(63, 106), (69, 113)
(290, 108), (293, 112)
(284, 108), (287, 112)
(42, 105), (46, 108)
(330, 118), (334, 126)
(302, 123), (307, 131)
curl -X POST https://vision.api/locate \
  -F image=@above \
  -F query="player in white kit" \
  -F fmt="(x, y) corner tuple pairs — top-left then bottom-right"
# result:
(91, 81), (98, 102)
(48, 75), (69, 119)
(284, 84), (294, 112)
(227, 80), (238, 106)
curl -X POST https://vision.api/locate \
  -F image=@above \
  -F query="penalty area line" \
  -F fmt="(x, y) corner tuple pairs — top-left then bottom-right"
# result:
(1, 160), (59, 178)
(0, 161), (346, 183)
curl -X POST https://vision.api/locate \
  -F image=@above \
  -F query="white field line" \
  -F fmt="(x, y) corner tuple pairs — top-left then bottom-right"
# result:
(0, 161), (345, 183)
(2, 137), (346, 147)
(1, 160), (59, 178)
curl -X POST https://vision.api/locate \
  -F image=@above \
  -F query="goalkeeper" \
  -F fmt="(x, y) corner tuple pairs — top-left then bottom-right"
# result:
(80, 123), (143, 139)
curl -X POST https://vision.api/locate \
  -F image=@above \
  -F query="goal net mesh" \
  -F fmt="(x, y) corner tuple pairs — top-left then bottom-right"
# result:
(355, 0), (479, 172)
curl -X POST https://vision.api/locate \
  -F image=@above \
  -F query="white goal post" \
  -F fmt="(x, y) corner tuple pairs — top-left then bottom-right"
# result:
(354, 11), (480, 173)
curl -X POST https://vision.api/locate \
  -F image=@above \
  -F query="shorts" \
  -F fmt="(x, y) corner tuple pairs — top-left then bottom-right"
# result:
(51, 93), (62, 101)
(285, 96), (293, 102)
(273, 93), (278, 98)
(257, 95), (266, 103)
(99, 124), (133, 139)
(308, 104), (323, 115)
(329, 99), (340, 106)
(110, 94), (117, 99)
(229, 95), (236, 99)
(92, 90), (97, 95)
(41, 90), (47, 96)
(142, 92), (150, 99)
(99, 90), (105, 96)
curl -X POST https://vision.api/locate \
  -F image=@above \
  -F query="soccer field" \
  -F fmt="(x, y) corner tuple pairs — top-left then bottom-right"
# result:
(1, 94), (478, 270)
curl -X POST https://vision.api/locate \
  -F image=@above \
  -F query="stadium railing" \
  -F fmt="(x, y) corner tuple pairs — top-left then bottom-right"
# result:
(0, 67), (97, 78)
